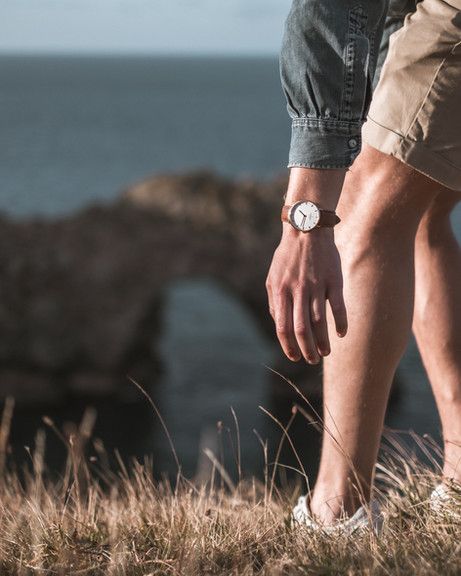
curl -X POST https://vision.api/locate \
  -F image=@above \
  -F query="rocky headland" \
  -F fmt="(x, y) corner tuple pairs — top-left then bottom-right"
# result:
(0, 171), (323, 404)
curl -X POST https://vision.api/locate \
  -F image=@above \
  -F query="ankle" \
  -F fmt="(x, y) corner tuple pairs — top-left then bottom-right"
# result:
(442, 465), (461, 485)
(442, 469), (461, 485)
(309, 482), (370, 525)
(443, 442), (461, 483)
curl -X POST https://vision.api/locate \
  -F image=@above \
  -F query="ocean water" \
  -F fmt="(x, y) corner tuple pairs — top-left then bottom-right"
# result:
(1, 55), (459, 477)
(0, 55), (289, 217)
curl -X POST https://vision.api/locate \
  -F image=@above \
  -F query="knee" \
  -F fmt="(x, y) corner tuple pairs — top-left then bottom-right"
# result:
(336, 219), (396, 274)
(336, 202), (412, 259)
(338, 150), (434, 249)
(337, 147), (453, 259)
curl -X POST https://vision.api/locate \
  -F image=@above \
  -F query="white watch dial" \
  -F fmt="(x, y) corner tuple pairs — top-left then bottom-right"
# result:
(290, 201), (320, 232)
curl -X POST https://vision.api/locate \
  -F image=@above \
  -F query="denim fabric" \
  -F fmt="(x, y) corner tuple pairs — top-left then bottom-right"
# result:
(280, 0), (390, 168)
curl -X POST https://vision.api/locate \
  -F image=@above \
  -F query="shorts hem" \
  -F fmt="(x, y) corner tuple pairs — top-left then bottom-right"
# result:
(363, 117), (461, 192)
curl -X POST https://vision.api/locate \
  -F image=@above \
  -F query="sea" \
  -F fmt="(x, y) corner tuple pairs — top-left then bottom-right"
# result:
(0, 55), (290, 216)
(0, 55), (459, 480)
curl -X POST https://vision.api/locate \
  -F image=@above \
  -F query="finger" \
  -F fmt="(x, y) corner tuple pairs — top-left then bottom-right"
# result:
(273, 289), (302, 362)
(293, 288), (320, 365)
(328, 287), (348, 337)
(265, 279), (275, 320)
(311, 296), (330, 356)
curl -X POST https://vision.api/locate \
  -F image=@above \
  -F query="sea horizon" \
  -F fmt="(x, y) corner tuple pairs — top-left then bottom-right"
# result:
(0, 53), (289, 217)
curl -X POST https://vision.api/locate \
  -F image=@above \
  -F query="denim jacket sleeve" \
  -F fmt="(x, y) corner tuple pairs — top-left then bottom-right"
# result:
(280, 0), (389, 169)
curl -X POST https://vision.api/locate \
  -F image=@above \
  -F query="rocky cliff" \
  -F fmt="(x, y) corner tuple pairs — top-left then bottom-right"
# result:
(0, 171), (317, 403)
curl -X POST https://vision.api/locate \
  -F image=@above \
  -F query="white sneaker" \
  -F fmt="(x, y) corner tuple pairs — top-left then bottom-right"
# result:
(292, 495), (383, 535)
(430, 482), (461, 520)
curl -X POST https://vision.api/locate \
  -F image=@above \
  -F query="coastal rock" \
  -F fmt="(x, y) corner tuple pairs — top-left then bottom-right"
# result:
(0, 171), (314, 401)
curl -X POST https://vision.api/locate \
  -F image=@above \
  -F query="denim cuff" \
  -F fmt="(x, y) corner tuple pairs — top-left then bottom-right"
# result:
(287, 118), (362, 169)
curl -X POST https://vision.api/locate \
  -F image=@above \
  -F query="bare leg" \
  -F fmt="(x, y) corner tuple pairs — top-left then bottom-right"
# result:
(413, 193), (461, 483)
(309, 145), (441, 523)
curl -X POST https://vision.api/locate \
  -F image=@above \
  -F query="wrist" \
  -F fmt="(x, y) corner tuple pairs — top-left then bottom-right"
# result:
(284, 167), (346, 210)
(281, 222), (334, 241)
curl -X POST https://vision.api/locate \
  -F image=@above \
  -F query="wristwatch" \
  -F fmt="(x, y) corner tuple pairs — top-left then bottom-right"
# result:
(281, 200), (340, 232)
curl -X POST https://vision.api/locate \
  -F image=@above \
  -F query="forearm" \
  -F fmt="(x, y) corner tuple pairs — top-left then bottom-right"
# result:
(284, 167), (346, 209)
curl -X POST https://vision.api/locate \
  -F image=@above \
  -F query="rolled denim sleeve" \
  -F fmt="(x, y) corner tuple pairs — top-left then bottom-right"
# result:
(281, 0), (389, 168)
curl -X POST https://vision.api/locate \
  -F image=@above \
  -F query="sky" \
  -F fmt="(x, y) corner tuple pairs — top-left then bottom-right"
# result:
(0, 0), (293, 55)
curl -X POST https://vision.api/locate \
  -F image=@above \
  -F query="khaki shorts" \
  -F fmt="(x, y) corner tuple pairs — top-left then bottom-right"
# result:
(363, 0), (461, 191)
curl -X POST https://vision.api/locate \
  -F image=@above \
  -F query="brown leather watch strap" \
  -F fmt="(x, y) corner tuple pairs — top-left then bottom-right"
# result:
(281, 205), (290, 222)
(318, 210), (341, 227)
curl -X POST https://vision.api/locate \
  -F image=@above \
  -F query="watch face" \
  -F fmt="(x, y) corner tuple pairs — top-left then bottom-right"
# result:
(289, 201), (320, 232)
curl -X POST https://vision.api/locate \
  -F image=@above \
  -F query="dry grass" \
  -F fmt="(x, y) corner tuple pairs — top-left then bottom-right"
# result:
(0, 395), (460, 575)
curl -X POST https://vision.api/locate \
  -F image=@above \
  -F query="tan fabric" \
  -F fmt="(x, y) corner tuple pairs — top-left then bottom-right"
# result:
(363, 0), (461, 191)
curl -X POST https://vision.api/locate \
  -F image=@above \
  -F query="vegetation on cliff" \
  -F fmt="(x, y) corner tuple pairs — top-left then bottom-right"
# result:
(0, 393), (459, 576)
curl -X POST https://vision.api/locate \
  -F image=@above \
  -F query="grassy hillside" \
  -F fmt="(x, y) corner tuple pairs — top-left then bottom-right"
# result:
(0, 397), (459, 575)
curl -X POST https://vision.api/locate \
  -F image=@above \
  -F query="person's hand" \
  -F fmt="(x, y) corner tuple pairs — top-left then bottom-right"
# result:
(266, 166), (348, 363)
(266, 221), (348, 364)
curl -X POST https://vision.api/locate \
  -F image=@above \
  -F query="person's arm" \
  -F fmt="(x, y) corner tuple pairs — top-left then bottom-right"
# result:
(266, 0), (388, 363)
